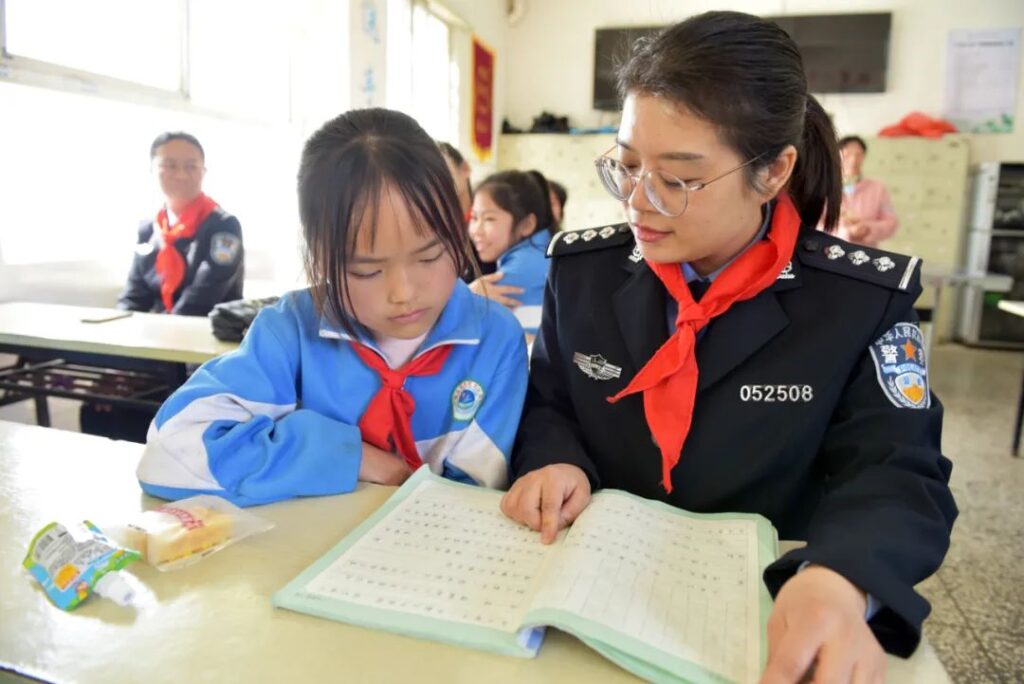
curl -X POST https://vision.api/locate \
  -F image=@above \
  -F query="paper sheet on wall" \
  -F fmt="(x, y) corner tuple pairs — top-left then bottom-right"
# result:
(944, 28), (1021, 134)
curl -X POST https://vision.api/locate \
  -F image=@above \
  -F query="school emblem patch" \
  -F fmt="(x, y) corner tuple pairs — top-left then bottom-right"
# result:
(451, 380), (485, 421)
(869, 322), (930, 409)
(210, 232), (241, 266)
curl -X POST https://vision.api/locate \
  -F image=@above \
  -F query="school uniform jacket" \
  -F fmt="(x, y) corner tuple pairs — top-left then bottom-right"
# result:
(118, 208), (244, 316)
(497, 228), (551, 334)
(137, 281), (529, 506)
(512, 224), (957, 657)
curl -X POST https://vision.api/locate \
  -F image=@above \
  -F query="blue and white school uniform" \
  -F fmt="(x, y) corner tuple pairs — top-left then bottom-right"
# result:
(496, 228), (551, 334)
(136, 281), (529, 506)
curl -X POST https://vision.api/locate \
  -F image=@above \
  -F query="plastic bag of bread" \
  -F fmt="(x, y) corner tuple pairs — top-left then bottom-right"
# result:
(116, 496), (273, 571)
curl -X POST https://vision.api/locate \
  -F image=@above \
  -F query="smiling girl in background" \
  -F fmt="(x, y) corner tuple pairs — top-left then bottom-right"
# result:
(468, 169), (555, 337)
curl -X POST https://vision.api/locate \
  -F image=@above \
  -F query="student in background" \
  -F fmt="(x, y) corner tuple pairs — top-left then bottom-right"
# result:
(502, 12), (954, 682)
(468, 170), (555, 337)
(85, 132), (244, 443)
(548, 179), (568, 229)
(438, 140), (496, 278)
(118, 132), (244, 316)
(137, 109), (528, 505)
(826, 135), (899, 248)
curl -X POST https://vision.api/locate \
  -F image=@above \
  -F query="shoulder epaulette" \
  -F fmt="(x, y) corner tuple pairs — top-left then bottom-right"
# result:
(546, 223), (633, 257)
(796, 231), (920, 292)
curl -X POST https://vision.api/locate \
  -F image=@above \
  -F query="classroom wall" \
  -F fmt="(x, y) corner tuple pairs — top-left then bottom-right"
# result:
(504, 0), (1024, 165)
(443, 0), (508, 180)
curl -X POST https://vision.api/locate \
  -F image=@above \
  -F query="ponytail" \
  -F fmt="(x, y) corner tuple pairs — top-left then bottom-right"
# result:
(526, 169), (556, 230)
(790, 95), (841, 231)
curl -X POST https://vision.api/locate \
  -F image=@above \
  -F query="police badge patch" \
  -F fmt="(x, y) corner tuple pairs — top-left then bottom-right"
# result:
(210, 232), (241, 265)
(868, 322), (930, 409)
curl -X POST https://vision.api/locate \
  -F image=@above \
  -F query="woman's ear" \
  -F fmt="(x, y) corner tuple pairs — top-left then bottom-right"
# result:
(760, 144), (798, 201)
(515, 213), (538, 240)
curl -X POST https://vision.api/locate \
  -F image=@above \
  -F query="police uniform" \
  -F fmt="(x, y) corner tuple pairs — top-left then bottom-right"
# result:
(118, 207), (244, 316)
(513, 223), (956, 657)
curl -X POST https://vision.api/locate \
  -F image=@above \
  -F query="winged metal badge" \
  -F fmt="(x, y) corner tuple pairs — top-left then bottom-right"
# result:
(573, 352), (622, 381)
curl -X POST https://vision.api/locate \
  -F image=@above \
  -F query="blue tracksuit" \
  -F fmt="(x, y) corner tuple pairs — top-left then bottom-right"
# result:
(136, 281), (529, 506)
(496, 228), (550, 334)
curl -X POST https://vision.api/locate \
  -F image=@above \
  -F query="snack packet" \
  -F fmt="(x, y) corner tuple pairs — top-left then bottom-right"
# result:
(116, 495), (274, 571)
(24, 520), (141, 610)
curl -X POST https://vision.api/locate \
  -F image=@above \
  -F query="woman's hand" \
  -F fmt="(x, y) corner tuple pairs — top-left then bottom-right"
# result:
(469, 272), (524, 309)
(760, 565), (886, 684)
(358, 442), (412, 485)
(500, 464), (592, 543)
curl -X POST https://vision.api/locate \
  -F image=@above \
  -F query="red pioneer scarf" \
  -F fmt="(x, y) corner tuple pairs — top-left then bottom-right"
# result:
(352, 343), (454, 469)
(154, 193), (218, 311)
(607, 194), (801, 493)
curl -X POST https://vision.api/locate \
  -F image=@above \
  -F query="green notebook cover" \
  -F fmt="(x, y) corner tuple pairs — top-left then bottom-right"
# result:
(273, 467), (778, 683)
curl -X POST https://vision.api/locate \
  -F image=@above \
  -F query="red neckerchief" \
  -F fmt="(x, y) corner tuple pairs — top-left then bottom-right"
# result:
(608, 194), (801, 493)
(154, 193), (218, 311)
(352, 343), (454, 469)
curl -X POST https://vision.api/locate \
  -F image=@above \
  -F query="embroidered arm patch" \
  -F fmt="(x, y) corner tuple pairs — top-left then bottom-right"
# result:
(868, 322), (930, 409)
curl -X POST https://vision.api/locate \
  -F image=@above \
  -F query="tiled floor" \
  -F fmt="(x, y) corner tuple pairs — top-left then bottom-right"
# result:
(1, 344), (1022, 681)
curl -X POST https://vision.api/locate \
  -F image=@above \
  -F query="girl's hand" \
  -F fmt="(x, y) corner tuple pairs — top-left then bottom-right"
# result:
(358, 442), (412, 485)
(500, 464), (591, 543)
(760, 565), (885, 684)
(469, 272), (524, 309)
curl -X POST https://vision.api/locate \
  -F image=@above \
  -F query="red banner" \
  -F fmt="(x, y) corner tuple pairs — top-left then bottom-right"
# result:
(471, 36), (494, 162)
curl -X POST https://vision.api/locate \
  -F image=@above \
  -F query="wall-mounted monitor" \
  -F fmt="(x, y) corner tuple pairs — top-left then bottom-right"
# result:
(593, 13), (892, 112)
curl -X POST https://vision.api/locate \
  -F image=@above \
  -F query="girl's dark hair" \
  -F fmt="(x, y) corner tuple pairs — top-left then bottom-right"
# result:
(617, 10), (841, 230)
(437, 141), (466, 167)
(549, 180), (567, 210)
(475, 169), (554, 238)
(298, 108), (475, 334)
(838, 135), (868, 153)
(150, 131), (204, 159)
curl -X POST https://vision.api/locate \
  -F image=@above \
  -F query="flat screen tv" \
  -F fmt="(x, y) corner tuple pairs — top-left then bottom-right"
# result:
(593, 13), (892, 112)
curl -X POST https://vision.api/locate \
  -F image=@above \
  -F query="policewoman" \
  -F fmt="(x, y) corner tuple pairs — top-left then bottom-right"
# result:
(501, 12), (955, 684)
(118, 131), (244, 316)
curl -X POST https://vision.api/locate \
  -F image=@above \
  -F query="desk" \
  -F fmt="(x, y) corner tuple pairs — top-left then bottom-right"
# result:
(918, 267), (1013, 360)
(0, 422), (950, 683)
(996, 300), (1024, 455)
(0, 303), (236, 426)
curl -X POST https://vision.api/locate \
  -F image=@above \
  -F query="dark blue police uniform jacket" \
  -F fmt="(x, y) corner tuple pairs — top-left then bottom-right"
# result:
(118, 207), (244, 316)
(514, 223), (957, 658)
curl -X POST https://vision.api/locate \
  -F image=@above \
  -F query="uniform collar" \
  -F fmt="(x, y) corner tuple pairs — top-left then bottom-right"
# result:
(682, 202), (773, 284)
(317, 279), (482, 357)
(500, 228), (551, 265)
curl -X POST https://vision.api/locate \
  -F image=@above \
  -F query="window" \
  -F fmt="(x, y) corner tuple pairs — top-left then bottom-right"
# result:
(386, 0), (458, 142)
(3, 0), (184, 92)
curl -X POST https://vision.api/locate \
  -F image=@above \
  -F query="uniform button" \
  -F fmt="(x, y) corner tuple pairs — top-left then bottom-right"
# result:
(802, 239), (819, 252)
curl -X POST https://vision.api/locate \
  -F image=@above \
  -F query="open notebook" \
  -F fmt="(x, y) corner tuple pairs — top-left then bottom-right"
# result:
(273, 467), (779, 684)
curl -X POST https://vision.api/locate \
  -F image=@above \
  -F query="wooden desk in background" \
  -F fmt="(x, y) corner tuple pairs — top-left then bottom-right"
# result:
(0, 422), (950, 683)
(0, 302), (237, 425)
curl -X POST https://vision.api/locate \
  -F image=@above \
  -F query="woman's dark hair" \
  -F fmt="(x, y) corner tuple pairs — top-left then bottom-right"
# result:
(298, 108), (475, 334)
(838, 135), (868, 154)
(150, 131), (204, 159)
(617, 10), (841, 230)
(474, 169), (554, 241)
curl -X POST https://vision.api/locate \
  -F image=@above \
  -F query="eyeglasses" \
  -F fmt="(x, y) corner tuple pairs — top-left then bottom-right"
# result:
(594, 145), (764, 217)
(156, 160), (204, 174)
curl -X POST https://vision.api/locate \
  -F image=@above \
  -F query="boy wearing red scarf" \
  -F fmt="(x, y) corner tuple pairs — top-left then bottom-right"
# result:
(118, 132), (243, 316)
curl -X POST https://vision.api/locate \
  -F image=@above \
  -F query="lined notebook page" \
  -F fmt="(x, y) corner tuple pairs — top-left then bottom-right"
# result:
(528, 492), (762, 683)
(304, 479), (554, 632)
